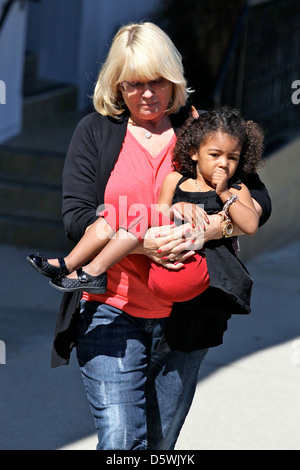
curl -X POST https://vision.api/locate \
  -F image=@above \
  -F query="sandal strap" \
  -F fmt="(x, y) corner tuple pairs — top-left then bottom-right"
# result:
(76, 267), (89, 283)
(58, 257), (69, 276)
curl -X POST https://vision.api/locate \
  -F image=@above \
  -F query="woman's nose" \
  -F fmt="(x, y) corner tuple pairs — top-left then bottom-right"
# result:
(142, 84), (155, 97)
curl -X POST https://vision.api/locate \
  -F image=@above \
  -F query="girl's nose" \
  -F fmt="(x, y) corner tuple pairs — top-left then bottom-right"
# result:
(218, 157), (228, 169)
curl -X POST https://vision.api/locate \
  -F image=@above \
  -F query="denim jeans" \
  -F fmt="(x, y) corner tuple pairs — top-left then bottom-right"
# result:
(76, 300), (208, 450)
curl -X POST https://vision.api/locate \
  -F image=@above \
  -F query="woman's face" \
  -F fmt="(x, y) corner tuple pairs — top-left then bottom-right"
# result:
(120, 78), (173, 123)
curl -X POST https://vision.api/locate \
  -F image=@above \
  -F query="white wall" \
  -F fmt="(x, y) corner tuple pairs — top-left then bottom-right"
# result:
(26, 0), (162, 109)
(0, 0), (28, 142)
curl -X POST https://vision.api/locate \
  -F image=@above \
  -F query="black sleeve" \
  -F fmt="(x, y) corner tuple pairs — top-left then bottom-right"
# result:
(242, 173), (272, 227)
(62, 114), (101, 243)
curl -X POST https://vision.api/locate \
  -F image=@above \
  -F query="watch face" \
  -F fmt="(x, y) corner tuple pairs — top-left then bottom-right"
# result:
(226, 222), (233, 235)
(226, 222), (233, 236)
(221, 219), (234, 237)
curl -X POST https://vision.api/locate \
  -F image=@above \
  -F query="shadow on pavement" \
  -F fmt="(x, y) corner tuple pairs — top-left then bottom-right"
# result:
(0, 240), (299, 449)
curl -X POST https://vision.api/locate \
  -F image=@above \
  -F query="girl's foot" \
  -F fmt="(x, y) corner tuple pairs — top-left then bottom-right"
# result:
(49, 268), (107, 293)
(26, 253), (69, 279)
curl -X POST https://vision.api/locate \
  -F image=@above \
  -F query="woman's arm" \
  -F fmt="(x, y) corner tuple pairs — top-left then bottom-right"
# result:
(244, 173), (272, 226)
(62, 115), (101, 243)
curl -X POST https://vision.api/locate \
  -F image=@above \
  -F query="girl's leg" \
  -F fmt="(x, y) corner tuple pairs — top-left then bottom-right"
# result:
(46, 206), (154, 290)
(78, 229), (140, 277)
(26, 217), (115, 280)
(48, 199), (150, 275)
(48, 217), (115, 273)
(76, 208), (209, 298)
(64, 205), (172, 279)
(28, 205), (172, 281)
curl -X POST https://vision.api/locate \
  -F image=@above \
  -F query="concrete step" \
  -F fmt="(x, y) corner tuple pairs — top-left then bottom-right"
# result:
(0, 146), (64, 186)
(22, 50), (78, 128)
(0, 179), (62, 220)
(0, 106), (87, 250)
(23, 84), (78, 129)
(0, 148), (68, 250)
(0, 213), (72, 251)
(22, 51), (39, 96)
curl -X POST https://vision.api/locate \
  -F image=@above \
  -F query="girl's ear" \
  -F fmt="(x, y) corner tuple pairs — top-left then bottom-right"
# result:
(191, 151), (198, 161)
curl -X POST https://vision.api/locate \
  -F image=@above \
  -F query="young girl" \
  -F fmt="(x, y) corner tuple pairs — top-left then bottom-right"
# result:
(27, 108), (264, 308)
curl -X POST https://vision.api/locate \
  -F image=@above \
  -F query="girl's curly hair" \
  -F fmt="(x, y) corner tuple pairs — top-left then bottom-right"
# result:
(172, 107), (265, 180)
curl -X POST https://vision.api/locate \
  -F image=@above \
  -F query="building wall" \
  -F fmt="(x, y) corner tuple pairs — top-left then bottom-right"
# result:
(0, 0), (161, 143)
(0, 0), (28, 142)
(239, 135), (300, 261)
(26, 0), (162, 109)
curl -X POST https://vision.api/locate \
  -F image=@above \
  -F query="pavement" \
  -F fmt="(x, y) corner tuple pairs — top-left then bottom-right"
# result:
(0, 239), (299, 450)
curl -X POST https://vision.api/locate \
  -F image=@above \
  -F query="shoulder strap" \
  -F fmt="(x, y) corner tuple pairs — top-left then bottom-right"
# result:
(176, 175), (189, 188)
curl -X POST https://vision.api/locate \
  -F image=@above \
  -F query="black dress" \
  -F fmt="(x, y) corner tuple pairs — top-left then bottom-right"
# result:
(164, 176), (253, 352)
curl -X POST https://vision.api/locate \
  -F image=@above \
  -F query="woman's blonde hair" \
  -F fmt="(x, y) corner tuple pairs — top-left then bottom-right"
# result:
(93, 22), (191, 117)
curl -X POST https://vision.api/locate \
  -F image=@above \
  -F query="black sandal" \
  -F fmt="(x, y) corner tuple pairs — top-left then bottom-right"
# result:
(49, 268), (107, 293)
(26, 253), (69, 279)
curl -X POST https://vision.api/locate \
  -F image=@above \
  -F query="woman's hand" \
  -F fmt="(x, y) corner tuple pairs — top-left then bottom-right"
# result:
(139, 223), (199, 270)
(140, 214), (223, 265)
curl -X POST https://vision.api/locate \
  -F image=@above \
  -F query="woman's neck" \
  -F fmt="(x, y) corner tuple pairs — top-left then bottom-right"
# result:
(128, 114), (174, 157)
(128, 114), (172, 135)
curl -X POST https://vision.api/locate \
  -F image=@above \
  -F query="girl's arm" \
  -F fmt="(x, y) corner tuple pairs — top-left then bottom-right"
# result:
(149, 178), (269, 262)
(218, 184), (259, 236)
(156, 171), (182, 215)
(157, 172), (210, 228)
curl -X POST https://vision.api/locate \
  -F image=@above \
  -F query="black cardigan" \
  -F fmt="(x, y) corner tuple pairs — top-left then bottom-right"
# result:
(51, 108), (272, 367)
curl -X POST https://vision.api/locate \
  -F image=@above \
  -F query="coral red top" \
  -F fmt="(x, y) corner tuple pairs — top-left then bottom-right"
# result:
(82, 129), (176, 318)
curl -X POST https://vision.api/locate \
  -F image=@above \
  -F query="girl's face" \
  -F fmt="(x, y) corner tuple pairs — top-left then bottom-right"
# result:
(191, 132), (242, 186)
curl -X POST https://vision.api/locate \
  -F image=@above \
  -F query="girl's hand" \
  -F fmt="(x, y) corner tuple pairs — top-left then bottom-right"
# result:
(212, 167), (229, 196)
(171, 202), (209, 230)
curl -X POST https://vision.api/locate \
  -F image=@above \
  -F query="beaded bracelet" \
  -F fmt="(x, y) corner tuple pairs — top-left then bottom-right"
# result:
(222, 194), (239, 219)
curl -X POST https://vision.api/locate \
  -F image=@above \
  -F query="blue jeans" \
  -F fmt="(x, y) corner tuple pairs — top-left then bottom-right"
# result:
(76, 300), (208, 450)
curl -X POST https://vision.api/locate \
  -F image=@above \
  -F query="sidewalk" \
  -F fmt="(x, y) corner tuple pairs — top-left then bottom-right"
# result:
(0, 240), (299, 450)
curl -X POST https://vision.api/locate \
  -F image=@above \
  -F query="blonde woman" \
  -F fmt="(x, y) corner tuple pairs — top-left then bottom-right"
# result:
(48, 22), (271, 450)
